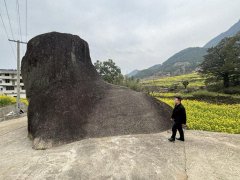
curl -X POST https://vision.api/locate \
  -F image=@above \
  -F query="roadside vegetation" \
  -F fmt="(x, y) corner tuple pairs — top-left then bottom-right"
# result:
(0, 95), (28, 107)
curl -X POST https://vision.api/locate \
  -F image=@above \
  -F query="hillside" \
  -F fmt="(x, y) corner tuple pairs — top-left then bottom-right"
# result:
(204, 20), (240, 48)
(157, 47), (207, 76)
(130, 20), (240, 79)
(133, 47), (207, 78)
(126, 69), (139, 77)
(133, 64), (162, 79)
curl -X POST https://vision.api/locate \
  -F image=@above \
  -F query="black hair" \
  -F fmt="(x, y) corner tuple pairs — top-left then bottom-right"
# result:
(175, 96), (183, 101)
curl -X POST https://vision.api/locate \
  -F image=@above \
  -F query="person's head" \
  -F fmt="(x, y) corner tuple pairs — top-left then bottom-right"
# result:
(174, 96), (182, 105)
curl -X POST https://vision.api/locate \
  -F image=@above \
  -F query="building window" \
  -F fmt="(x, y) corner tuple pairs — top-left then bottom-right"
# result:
(6, 86), (14, 90)
(5, 79), (10, 83)
(21, 86), (25, 90)
(0, 88), (3, 91)
(5, 73), (9, 76)
(20, 79), (23, 83)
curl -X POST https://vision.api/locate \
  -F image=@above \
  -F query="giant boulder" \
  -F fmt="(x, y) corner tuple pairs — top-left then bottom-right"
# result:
(21, 32), (172, 149)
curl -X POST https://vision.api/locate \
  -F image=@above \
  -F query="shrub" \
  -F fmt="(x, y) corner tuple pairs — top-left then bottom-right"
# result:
(190, 90), (240, 104)
(121, 77), (142, 92)
(191, 90), (217, 98)
(169, 83), (179, 91)
(0, 95), (28, 107)
(20, 98), (29, 106)
(0, 95), (16, 107)
(206, 82), (224, 92)
(221, 86), (240, 95)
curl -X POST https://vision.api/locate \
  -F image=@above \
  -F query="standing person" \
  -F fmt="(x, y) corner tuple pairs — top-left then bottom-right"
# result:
(168, 96), (186, 142)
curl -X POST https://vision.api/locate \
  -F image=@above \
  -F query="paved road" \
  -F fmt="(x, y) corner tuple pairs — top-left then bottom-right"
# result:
(0, 117), (239, 180)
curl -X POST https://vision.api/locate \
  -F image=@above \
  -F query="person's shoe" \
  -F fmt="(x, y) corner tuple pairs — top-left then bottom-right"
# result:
(168, 137), (175, 142)
(176, 137), (184, 141)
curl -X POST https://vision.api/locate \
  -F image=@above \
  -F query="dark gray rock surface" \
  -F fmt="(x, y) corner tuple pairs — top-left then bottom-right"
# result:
(21, 32), (172, 149)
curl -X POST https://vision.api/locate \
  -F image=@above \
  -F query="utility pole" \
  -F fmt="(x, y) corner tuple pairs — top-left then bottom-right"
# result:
(8, 39), (27, 115)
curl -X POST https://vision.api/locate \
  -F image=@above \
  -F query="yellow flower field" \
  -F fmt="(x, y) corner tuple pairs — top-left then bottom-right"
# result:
(157, 97), (240, 134)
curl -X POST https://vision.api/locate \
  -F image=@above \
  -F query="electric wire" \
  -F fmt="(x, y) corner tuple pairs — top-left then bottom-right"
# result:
(3, 0), (15, 40)
(0, 10), (16, 59)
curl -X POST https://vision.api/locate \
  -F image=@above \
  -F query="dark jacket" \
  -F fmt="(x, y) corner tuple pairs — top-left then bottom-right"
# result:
(171, 103), (186, 124)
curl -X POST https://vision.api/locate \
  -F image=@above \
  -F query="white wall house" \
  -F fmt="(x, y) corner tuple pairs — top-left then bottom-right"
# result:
(0, 69), (26, 98)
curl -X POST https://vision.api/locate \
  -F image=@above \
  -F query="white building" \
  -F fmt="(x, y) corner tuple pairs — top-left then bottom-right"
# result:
(0, 69), (26, 98)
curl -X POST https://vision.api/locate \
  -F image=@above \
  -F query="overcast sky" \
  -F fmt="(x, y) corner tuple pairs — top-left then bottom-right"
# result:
(0, 0), (240, 74)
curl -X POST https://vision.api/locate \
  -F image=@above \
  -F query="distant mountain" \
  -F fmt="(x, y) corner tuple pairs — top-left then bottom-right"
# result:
(157, 47), (207, 76)
(204, 20), (240, 48)
(134, 47), (207, 78)
(132, 20), (240, 79)
(126, 69), (139, 77)
(132, 64), (162, 78)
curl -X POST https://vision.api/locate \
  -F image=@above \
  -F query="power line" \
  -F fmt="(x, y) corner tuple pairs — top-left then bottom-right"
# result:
(3, 0), (15, 40)
(16, 0), (22, 41)
(0, 10), (16, 59)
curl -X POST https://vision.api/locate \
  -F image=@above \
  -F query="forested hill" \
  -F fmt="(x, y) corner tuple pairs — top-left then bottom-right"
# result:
(133, 47), (207, 78)
(129, 20), (240, 79)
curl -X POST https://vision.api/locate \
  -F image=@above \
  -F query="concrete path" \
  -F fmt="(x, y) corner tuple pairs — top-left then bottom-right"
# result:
(0, 117), (239, 180)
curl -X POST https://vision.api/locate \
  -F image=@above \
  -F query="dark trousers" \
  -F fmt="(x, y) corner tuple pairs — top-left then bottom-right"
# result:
(171, 122), (184, 140)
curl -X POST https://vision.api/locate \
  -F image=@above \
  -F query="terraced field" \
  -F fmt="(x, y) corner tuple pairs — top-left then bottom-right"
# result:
(141, 72), (205, 88)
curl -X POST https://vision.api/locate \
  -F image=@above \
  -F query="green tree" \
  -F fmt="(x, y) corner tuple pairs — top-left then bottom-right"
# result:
(182, 80), (189, 89)
(94, 59), (124, 85)
(200, 33), (240, 88)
